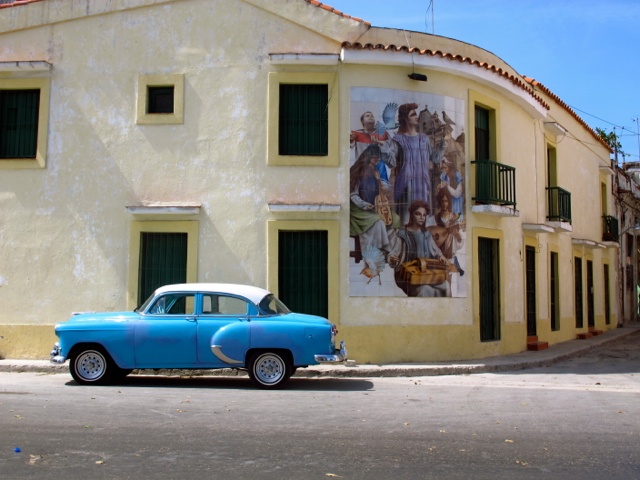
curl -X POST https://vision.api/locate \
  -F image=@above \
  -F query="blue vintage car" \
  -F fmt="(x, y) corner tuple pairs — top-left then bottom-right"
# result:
(50, 283), (347, 389)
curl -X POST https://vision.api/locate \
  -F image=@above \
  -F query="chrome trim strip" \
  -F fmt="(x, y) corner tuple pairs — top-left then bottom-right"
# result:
(210, 345), (243, 365)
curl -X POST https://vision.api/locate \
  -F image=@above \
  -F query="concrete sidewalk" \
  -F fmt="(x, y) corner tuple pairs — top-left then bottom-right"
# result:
(1, 322), (639, 378)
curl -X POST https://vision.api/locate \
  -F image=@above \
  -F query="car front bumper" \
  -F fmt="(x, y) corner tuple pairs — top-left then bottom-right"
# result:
(314, 341), (347, 363)
(50, 342), (66, 364)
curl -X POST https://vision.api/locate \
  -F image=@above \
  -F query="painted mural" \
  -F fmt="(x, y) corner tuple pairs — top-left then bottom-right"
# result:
(349, 87), (466, 298)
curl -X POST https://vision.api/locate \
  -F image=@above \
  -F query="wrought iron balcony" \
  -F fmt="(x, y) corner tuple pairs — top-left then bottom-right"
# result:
(471, 160), (516, 208)
(546, 186), (571, 223)
(602, 215), (619, 242)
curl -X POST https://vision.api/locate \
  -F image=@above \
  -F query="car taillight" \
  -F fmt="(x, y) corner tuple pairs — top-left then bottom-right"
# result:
(331, 324), (338, 337)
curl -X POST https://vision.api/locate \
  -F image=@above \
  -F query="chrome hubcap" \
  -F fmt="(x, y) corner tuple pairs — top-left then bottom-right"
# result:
(76, 351), (106, 381)
(255, 354), (284, 384)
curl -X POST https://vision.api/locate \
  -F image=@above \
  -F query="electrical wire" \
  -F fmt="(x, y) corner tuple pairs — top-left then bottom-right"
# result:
(425, 0), (434, 34)
(568, 104), (639, 137)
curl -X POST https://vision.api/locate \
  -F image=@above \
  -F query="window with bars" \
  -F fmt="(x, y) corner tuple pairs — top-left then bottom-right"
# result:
(278, 84), (328, 156)
(0, 89), (40, 159)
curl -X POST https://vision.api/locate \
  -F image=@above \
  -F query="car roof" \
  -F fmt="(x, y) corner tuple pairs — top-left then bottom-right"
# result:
(154, 283), (271, 304)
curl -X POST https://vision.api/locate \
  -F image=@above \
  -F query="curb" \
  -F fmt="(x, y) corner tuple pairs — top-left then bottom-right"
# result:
(1, 324), (639, 378)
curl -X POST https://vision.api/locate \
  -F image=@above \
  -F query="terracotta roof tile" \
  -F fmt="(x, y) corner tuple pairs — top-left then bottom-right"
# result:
(306, 0), (370, 26)
(0, 0), (44, 9)
(525, 77), (610, 151)
(343, 42), (550, 111)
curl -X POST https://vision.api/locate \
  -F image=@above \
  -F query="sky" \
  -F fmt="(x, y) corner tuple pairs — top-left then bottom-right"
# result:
(326, 0), (640, 162)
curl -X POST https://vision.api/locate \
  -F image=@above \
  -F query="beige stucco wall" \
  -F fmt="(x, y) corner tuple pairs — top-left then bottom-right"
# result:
(0, 0), (617, 362)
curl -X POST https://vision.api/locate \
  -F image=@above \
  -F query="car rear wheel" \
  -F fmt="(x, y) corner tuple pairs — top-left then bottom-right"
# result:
(248, 351), (292, 389)
(70, 346), (114, 385)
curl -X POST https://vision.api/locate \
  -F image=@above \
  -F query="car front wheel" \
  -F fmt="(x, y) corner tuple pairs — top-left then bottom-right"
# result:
(248, 351), (292, 389)
(70, 346), (114, 385)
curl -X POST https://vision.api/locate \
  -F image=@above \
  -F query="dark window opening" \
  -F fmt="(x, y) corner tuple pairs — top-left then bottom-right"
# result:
(147, 86), (175, 114)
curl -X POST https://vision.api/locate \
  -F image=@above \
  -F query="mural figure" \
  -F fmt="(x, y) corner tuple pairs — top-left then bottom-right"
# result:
(428, 186), (465, 276)
(349, 144), (401, 255)
(387, 200), (454, 297)
(380, 103), (446, 224)
(439, 157), (464, 216)
(350, 105), (399, 207)
(349, 104), (398, 163)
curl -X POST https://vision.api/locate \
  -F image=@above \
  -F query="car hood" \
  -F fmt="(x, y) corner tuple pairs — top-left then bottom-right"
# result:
(55, 311), (138, 329)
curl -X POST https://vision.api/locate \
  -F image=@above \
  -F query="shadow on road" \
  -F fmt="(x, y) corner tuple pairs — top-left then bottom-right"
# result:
(65, 375), (375, 391)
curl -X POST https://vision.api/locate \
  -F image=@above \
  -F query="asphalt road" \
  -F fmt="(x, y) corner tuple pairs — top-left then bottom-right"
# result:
(1, 335), (639, 480)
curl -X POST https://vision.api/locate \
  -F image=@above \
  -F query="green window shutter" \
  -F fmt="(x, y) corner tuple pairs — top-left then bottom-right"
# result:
(138, 232), (188, 305)
(474, 105), (490, 161)
(279, 84), (328, 156)
(0, 89), (40, 159)
(278, 230), (328, 318)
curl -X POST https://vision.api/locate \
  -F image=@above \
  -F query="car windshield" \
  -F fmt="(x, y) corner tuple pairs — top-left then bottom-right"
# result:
(135, 292), (156, 313)
(257, 294), (290, 315)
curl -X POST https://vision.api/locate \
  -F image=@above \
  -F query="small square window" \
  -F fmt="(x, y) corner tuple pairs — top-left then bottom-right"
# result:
(136, 74), (184, 125)
(147, 86), (174, 114)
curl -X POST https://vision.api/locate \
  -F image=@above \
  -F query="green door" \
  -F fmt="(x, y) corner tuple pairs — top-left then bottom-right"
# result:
(587, 260), (595, 328)
(278, 230), (328, 318)
(478, 237), (500, 342)
(525, 246), (537, 336)
(138, 232), (188, 305)
(574, 257), (584, 328)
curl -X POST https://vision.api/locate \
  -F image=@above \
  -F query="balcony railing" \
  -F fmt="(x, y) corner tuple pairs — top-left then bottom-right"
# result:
(471, 160), (516, 208)
(546, 186), (571, 223)
(602, 215), (619, 242)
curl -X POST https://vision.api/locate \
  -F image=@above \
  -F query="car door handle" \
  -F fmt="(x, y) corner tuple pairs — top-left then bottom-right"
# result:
(186, 316), (197, 322)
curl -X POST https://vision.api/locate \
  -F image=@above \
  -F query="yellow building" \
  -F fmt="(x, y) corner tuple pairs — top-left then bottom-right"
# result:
(0, 0), (616, 362)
